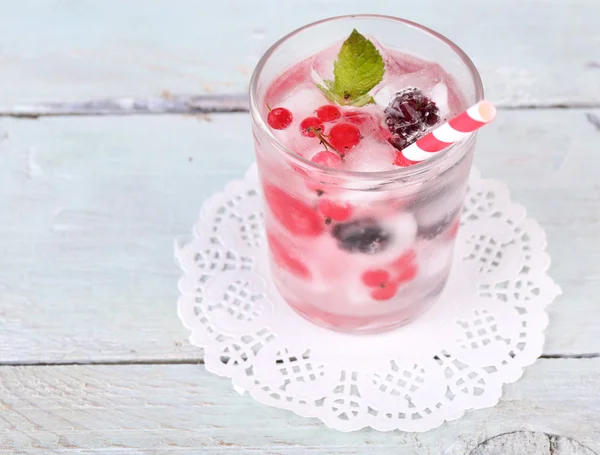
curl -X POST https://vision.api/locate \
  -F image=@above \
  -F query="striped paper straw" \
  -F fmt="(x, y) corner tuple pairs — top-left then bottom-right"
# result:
(395, 100), (497, 166)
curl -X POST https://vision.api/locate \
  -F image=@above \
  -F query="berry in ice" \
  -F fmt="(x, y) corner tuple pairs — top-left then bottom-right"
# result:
(361, 269), (390, 287)
(393, 151), (419, 167)
(448, 218), (461, 239)
(332, 218), (391, 254)
(264, 185), (323, 237)
(317, 199), (352, 222)
(371, 282), (399, 301)
(267, 107), (293, 130)
(390, 249), (416, 272)
(385, 87), (440, 151)
(310, 150), (342, 169)
(300, 117), (324, 137)
(315, 105), (342, 123)
(328, 123), (361, 156)
(267, 233), (311, 279)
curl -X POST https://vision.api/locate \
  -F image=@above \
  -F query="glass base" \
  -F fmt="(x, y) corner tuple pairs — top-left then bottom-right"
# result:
(285, 280), (447, 334)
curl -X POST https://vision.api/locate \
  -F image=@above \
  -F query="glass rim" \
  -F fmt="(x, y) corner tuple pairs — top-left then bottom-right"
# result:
(248, 14), (484, 180)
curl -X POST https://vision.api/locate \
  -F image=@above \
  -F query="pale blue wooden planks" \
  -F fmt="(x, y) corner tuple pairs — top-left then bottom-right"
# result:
(0, 360), (598, 453)
(0, 110), (598, 363)
(0, 0), (597, 107)
(0, 2), (598, 452)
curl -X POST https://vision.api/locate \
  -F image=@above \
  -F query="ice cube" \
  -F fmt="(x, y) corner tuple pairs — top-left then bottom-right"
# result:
(364, 212), (418, 265)
(310, 43), (342, 95)
(373, 64), (444, 108)
(341, 106), (397, 173)
(331, 212), (418, 300)
(383, 50), (428, 75)
(373, 47), (455, 120)
(279, 85), (329, 120)
(343, 141), (396, 173)
(430, 82), (450, 120)
(415, 187), (463, 238)
(415, 240), (454, 281)
(271, 84), (329, 157)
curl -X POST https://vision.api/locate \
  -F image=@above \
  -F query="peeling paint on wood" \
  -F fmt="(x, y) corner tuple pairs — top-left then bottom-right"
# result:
(1, 95), (599, 118)
(470, 432), (596, 455)
(0, 360), (598, 453)
(0, 94), (249, 117)
(585, 113), (600, 131)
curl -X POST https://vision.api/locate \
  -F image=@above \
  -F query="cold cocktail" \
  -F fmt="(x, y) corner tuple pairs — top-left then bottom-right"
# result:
(250, 16), (484, 333)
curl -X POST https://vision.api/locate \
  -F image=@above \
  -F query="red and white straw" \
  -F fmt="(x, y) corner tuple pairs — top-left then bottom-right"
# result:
(396, 100), (497, 166)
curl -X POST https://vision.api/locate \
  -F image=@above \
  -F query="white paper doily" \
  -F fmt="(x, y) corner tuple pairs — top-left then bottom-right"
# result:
(175, 164), (561, 432)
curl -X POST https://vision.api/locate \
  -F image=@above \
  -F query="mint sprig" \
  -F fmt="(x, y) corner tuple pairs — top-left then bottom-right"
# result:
(317, 29), (385, 107)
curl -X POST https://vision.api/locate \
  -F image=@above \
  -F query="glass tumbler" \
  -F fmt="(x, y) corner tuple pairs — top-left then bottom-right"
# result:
(249, 15), (483, 333)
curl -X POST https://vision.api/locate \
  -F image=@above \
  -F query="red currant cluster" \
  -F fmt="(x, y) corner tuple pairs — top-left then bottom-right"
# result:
(267, 104), (363, 168)
(361, 250), (418, 301)
(264, 103), (420, 302)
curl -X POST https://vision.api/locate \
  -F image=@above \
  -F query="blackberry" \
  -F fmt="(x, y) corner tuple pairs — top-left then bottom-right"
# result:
(384, 87), (440, 151)
(332, 218), (391, 254)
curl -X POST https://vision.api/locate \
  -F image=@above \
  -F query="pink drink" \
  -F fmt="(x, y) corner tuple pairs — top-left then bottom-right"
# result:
(250, 16), (483, 333)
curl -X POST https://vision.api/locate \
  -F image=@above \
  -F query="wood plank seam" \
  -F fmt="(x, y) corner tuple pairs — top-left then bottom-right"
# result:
(0, 353), (599, 367)
(1, 94), (599, 117)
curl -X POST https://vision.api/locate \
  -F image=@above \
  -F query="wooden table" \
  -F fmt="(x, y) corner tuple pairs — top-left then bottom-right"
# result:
(1, 1), (598, 453)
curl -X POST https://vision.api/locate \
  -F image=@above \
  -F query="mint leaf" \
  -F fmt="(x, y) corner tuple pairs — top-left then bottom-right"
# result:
(317, 29), (385, 106)
(349, 93), (376, 107)
(317, 83), (344, 105)
(334, 29), (385, 99)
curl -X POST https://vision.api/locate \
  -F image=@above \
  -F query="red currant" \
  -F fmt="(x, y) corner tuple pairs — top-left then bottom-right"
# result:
(267, 107), (293, 130)
(267, 233), (310, 279)
(371, 282), (398, 301)
(448, 218), (460, 239)
(361, 269), (390, 287)
(395, 263), (418, 283)
(300, 117), (324, 137)
(390, 249), (418, 283)
(305, 180), (326, 196)
(315, 105), (341, 123)
(318, 199), (352, 222)
(263, 185), (323, 237)
(329, 123), (361, 156)
(390, 249), (416, 272)
(394, 151), (419, 167)
(311, 150), (342, 169)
